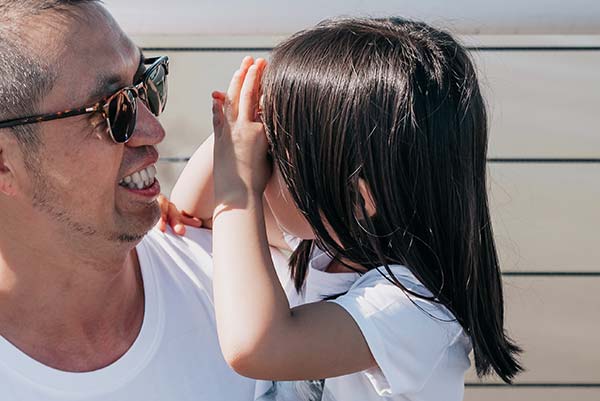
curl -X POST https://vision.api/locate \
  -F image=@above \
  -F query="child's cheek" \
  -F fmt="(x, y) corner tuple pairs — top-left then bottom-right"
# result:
(264, 167), (315, 240)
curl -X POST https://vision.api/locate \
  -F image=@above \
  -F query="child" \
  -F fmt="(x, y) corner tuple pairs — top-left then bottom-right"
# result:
(168, 17), (522, 401)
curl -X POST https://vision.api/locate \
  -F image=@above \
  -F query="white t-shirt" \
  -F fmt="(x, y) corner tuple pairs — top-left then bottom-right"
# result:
(256, 242), (472, 401)
(0, 227), (267, 401)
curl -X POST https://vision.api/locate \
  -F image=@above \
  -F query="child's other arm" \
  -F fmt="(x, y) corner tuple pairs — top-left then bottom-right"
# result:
(170, 134), (216, 223)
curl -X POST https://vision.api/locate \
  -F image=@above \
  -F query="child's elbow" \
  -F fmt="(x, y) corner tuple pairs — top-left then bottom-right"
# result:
(221, 338), (274, 379)
(225, 352), (260, 378)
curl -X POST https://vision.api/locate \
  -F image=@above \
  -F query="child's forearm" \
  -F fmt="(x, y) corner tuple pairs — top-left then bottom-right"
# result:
(170, 134), (215, 222)
(212, 192), (293, 369)
(212, 192), (375, 380)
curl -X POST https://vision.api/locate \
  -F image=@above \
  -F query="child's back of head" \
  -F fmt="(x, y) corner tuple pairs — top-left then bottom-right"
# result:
(261, 17), (522, 383)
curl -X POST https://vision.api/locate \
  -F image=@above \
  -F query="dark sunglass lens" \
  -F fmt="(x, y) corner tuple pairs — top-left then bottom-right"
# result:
(145, 64), (167, 116)
(108, 91), (136, 143)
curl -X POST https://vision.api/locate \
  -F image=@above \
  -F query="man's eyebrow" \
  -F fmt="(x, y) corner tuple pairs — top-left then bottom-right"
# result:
(89, 75), (122, 103)
(133, 50), (146, 83)
(88, 50), (146, 104)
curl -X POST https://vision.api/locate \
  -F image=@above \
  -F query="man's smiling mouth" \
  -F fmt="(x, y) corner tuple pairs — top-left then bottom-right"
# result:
(119, 165), (157, 190)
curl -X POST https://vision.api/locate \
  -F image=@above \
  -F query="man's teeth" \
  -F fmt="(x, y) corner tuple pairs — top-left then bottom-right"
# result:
(119, 165), (157, 190)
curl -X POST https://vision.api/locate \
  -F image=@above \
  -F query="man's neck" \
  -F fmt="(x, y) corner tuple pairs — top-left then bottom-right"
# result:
(0, 238), (145, 372)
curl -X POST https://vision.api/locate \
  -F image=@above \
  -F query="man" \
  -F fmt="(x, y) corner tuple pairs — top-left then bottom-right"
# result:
(0, 1), (273, 399)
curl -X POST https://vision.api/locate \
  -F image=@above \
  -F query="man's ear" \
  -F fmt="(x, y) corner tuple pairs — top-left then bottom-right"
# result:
(0, 147), (18, 197)
(358, 178), (377, 218)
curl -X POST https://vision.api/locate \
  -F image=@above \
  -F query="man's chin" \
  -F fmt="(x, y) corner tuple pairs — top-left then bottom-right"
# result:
(113, 202), (161, 243)
(116, 232), (147, 243)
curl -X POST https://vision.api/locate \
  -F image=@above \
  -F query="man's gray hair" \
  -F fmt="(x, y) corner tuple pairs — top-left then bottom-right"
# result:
(0, 0), (100, 152)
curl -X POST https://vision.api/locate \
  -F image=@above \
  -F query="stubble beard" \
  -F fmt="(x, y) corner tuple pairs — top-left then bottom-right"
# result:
(29, 157), (159, 245)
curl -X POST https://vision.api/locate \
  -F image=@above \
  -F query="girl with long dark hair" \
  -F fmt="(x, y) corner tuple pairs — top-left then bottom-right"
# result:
(168, 17), (522, 401)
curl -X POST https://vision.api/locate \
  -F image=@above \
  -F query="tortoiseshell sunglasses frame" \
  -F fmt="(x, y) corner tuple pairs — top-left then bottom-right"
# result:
(0, 56), (169, 143)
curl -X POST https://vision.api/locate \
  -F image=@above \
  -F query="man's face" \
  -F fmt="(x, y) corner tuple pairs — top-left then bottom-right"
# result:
(13, 4), (165, 252)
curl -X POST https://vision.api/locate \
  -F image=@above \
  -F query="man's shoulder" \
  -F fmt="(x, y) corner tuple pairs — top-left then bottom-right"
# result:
(141, 227), (214, 258)
(137, 227), (215, 295)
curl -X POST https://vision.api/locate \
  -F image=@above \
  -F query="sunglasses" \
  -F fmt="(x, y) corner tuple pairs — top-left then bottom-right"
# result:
(0, 56), (169, 143)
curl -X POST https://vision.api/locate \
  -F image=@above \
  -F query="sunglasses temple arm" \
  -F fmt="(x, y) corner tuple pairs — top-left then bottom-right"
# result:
(0, 105), (102, 129)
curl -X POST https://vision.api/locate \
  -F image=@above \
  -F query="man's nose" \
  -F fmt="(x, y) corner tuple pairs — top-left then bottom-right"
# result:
(125, 102), (166, 147)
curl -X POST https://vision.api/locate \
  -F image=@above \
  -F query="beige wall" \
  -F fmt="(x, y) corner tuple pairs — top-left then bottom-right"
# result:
(107, 1), (600, 35)
(141, 34), (600, 400)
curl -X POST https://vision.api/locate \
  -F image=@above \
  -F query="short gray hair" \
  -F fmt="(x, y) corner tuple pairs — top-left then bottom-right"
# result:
(0, 0), (100, 152)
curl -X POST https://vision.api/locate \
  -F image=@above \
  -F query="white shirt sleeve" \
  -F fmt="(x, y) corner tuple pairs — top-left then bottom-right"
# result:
(330, 266), (464, 396)
(282, 233), (303, 251)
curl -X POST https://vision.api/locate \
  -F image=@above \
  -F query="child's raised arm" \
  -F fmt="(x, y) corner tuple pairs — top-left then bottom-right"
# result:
(211, 59), (377, 381)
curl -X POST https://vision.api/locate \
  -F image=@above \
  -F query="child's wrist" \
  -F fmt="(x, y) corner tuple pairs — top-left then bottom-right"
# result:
(213, 188), (263, 214)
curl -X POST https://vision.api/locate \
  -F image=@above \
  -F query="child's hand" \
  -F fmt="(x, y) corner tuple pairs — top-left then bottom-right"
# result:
(156, 194), (203, 235)
(212, 57), (271, 204)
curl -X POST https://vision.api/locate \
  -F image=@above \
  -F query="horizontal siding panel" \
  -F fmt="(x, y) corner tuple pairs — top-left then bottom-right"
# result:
(133, 34), (600, 49)
(476, 51), (600, 158)
(107, 1), (600, 36)
(465, 277), (600, 384)
(464, 387), (600, 401)
(148, 49), (600, 160)
(489, 163), (600, 272)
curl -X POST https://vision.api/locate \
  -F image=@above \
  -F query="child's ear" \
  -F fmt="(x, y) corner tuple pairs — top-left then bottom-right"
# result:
(358, 178), (376, 218)
(0, 148), (18, 197)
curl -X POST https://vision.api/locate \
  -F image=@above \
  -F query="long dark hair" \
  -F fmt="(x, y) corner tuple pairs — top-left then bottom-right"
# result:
(261, 17), (522, 383)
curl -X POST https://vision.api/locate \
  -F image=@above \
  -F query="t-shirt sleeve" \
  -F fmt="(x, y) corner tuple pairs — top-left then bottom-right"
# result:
(149, 227), (291, 303)
(282, 233), (303, 251)
(330, 267), (463, 396)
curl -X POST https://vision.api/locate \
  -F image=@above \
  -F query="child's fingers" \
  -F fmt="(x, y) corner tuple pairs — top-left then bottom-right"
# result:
(174, 224), (186, 235)
(240, 56), (254, 71)
(226, 57), (253, 99)
(157, 194), (169, 216)
(238, 65), (258, 121)
(227, 56), (253, 99)
(180, 215), (203, 228)
(157, 194), (169, 232)
(226, 56), (254, 118)
(212, 91), (226, 101)
(212, 96), (226, 138)
(155, 194), (199, 236)
(254, 59), (268, 121)
(167, 202), (187, 236)
(239, 59), (267, 121)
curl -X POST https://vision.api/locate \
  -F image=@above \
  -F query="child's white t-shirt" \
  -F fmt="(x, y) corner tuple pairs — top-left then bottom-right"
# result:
(256, 240), (472, 401)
